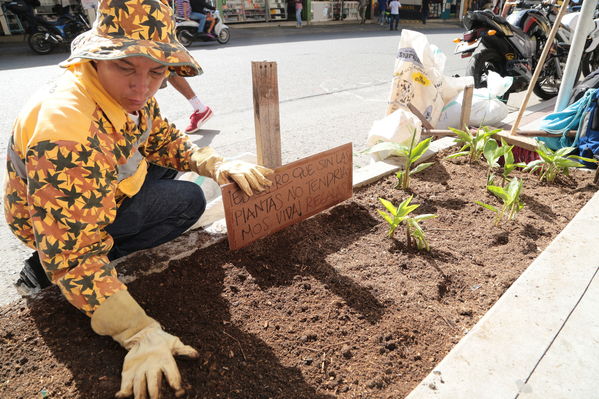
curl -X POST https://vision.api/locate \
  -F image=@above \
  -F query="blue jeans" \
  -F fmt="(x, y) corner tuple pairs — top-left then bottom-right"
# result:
(390, 14), (400, 30)
(190, 11), (207, 33)
(106, 164), (205, 260)
(296, 9), (302, 26)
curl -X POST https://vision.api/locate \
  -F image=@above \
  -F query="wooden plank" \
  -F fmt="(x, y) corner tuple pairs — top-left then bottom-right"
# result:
(459, 85), (474, 130)
(222, 143), (353, 250)
(509, 0), (570, 135)
(496, 130), (539, 152)
(407, 103), (434, 130)
(252, 61), (282, 169)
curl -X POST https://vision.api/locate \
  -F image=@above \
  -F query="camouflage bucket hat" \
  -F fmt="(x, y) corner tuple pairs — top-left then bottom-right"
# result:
(60, 0), (202, 76)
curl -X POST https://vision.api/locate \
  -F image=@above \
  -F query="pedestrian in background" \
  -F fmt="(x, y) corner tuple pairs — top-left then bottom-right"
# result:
(378, 0), (388, 25)
(388, 0), (401, 31)
(358, 0), (369, 24)
(421, 0), (429, 24)
(295, 0), (303, 28)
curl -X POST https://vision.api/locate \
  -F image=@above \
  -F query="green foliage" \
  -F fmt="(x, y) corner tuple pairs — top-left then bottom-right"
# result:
(523, 142), (597, 183)
(378, 196), (437, 251)
(446, 126), (500, 163)
(482, 138), (526, 185)
(475, 178), (524, 226)
(366, 133), (434, 190)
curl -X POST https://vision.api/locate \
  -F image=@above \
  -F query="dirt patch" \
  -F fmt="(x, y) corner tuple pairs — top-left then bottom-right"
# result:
(1, 148), (596, 399)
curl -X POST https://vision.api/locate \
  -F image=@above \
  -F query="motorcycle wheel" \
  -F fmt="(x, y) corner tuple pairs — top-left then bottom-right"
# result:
(176, 28), (194, 47)
(582, 49), (599, 77)
(533, 54), (565, 101)
(217, 28), (230, 44)
(28, 32), (54, 55)
(466, 48), (506, 89)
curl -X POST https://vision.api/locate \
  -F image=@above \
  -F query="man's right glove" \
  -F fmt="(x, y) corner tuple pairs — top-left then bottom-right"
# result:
(190, 147), (273, 196)
(91, 290), (198, 399)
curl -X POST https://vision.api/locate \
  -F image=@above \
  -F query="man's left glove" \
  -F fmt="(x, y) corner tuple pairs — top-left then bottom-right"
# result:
(190, 148), (273, 196)
(91, 290), (198, 399)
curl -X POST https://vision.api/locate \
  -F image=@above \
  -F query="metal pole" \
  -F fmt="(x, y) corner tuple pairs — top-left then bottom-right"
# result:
(554, 0), (599, 112)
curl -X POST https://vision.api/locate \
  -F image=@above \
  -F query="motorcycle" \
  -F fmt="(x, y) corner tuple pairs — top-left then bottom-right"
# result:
(454, 4), (566, 100)
(556, 6), (599, 76)
(175, 10), (230, 46)
(3, 0), (90, 54)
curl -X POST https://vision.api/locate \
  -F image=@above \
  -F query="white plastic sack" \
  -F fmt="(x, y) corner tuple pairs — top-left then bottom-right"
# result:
(437, 71), (512, 129)
(366, 107), (422, 161)
(387, 30), (473, 127)
(178, 152), (257, 230)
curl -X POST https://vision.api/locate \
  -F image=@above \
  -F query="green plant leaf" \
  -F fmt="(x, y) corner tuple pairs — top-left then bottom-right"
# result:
(411, 137), (432, 161)
(409, 162), (434, 176)
(413, 213), (438, 222)
(379, 197), (398, 216)
(377, 209), (394, 225)
(366, 141), (409, 157)
(475, 200), (498, 213)
(487, 185), (509, 201)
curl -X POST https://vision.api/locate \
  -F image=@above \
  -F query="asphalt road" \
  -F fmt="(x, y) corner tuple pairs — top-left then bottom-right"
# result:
(0, 21), (474, 306)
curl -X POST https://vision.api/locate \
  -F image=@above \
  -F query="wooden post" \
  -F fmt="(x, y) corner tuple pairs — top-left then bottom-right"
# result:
(252, 61), (282, 169)
(509, 0), (570, 136)
(459, 84), (474, 131)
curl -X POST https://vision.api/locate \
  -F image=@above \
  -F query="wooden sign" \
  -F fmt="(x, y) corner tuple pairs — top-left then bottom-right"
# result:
(222, 143), (353, 250)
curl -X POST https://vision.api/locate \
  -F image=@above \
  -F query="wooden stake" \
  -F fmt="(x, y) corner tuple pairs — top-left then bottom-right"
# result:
(252, 61), (282, 169)
(459, 84), (474, 131)
(509, 0), (570, 136)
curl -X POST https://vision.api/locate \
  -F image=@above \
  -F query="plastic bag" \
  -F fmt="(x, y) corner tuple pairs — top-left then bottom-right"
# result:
(366, 107), (422, 161)
(437, 70), (512, 129)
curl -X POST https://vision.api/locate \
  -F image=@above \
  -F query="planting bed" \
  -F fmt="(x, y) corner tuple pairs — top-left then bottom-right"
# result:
(0, 147), (596, 399)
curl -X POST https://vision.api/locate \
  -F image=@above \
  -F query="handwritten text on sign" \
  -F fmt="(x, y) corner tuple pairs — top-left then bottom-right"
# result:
(222, 143), (353, 250)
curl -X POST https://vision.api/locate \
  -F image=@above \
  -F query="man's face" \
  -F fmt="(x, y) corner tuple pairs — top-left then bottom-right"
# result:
(95, 57), (168, 113)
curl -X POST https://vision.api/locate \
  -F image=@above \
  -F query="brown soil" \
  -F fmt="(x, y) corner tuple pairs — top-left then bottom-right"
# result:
(1, 148), (596, 399)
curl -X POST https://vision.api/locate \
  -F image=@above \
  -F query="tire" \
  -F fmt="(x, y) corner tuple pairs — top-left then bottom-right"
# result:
(176, 28), (194, 47)
(582, 48), (599, 77)
(533, 44), (570, 100)
(28, 32), (54, 55)
(216, 28), (230, 44)
(466, 48), (507, 89)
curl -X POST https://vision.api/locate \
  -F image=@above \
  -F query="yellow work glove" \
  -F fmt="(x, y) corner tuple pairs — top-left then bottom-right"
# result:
(190, 148), (274, 196)
(91, 290), (198, 399)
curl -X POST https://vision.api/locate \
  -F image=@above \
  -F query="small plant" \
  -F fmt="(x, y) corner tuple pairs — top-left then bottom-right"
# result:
(523, 142), (597, 183)
(475, 178), (524, 225)
(446, 126), (500, 163)
(366, 133), (434, 190)
(378, 196), (437, 251)
(482, 138), (526, 185)
(500, 139), (526, 185)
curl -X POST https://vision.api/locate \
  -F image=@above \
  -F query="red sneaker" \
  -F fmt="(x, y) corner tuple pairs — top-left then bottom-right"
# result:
(185, 107), (213, 133)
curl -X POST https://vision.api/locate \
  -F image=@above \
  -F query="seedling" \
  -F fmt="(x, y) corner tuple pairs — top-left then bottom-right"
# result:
(523, 142), (597, 183)
(500, 139), (526, 185)
(446, 126), (500, 163)
(378, 196), (437, 251)
(483, 138), (525, 185)
(475, 178), (524, 225)
(366, 133), (434, 190)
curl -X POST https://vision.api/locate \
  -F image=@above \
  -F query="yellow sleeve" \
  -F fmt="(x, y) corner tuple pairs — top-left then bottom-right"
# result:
(25, 137), (126, 317)
(141, 98), (198, 171)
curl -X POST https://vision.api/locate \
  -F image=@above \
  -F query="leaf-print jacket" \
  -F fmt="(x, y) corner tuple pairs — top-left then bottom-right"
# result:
(4, 61), (209, 317)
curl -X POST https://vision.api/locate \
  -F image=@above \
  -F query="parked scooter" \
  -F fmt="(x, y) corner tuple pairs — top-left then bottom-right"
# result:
(454, 6), (567, 100)
(175, 10), (230, 46)
(3, 0), (90, 54)
(555, 7), (599, 76)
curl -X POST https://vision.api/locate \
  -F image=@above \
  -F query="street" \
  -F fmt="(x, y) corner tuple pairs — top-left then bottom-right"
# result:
(0, 22), (472, 305)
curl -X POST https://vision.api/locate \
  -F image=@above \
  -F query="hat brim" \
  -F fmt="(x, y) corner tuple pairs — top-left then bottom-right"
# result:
(59, 30), (202, 77)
